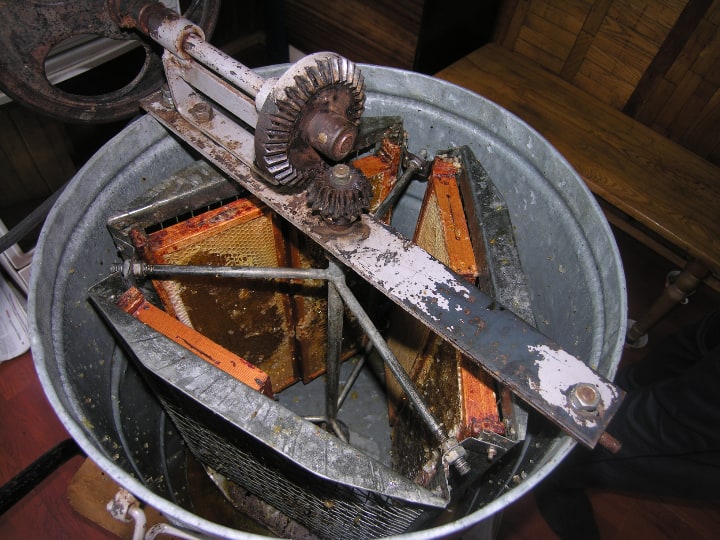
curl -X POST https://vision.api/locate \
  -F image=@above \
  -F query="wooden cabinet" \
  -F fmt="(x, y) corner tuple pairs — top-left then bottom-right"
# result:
(286, 0), (501, 74)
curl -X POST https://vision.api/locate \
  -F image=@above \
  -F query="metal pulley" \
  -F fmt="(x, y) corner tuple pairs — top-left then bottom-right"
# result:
(0, 0), (220, 123)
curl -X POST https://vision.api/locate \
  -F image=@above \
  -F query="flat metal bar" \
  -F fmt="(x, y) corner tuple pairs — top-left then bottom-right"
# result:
(163, 55), (257, 165)
(168, 54), (259, 126)
(325, 276), (343, 424)
(141, 93), (624, 448)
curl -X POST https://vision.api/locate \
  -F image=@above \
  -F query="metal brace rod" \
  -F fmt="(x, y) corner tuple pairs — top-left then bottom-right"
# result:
(122, 261), (325, 281)
(123, 259), (470, 473)
(129, 259), (444, 440)
(374, 150), (428, 220)
(300, 356), (367, 424)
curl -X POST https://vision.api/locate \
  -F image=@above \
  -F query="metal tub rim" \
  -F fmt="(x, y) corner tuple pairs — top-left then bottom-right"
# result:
(29, 63), (626, 539)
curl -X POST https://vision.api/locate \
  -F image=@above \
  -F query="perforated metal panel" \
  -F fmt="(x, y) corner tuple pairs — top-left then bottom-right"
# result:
(89, 273), (447, 540)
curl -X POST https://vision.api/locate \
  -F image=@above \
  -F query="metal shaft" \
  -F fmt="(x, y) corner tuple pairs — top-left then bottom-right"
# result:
(126, 259), (450, 445)
(130, 262), (328, 282)
(337, 356), (366, 410)
(374, 155), (423, 220)
(327, 263), (448, 444)
(183, 34), (265, 98)
(115, 1), (266, 99)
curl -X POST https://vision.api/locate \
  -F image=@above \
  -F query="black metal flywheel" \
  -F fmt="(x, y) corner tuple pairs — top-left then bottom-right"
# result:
(0, 0), (220, 123)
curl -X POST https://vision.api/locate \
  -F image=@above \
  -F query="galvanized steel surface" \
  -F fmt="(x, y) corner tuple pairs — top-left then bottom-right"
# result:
(29, 65), (626, 539)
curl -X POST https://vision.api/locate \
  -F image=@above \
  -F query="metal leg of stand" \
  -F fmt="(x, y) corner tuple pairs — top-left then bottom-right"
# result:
(0, 438), (84, 515)
(626, 258), (710, 347)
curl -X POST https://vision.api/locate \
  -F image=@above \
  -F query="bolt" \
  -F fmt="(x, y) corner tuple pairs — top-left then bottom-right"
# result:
(329, 164), (352, 186)
(568, 383), (602, 413)
(454, 455), (471, 476)
(441, 439), (471, 476)
(160, 83), (173, 108)
(487, 446), (497, 461)
(189, 102), (213, 123)
(598, 432), (622, 454)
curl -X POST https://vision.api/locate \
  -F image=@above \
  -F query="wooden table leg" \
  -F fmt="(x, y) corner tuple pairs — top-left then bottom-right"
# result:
(626, 259), (710, 347)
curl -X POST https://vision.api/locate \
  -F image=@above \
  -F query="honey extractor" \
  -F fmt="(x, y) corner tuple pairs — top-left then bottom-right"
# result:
(15, 2), (627, 539)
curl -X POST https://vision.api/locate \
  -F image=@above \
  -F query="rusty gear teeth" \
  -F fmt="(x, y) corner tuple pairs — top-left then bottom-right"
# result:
(254, 53), (366, 188)
(307, 165), (372, 226)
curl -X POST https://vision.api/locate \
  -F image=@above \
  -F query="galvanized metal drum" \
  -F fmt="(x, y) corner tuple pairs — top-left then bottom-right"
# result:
(29, 65), (626, 539)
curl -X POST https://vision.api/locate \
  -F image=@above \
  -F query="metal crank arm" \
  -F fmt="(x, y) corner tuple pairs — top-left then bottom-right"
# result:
(113, 1), (624, 449)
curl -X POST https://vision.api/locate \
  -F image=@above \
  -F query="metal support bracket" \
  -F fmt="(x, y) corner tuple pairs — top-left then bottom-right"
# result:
(140, 92), (624, 449)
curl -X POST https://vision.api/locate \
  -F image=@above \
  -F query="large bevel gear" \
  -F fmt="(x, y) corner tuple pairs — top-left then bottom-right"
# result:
(254, 52), (366, 188)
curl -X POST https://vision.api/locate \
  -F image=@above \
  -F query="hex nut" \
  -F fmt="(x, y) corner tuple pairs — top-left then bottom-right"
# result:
(189, 102), (213, 123)
(569, 383), (602, 412)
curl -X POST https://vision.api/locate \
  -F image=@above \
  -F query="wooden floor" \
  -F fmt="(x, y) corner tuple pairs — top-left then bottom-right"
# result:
(1, 227), (719, 539)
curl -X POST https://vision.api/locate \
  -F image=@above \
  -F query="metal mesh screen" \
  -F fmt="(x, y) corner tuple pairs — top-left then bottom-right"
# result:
(155, 383), (433, 539)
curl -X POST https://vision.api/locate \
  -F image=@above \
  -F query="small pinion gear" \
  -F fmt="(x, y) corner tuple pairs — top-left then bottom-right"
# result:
(307, 164), (372, 226)
(254, 52), (366, 187)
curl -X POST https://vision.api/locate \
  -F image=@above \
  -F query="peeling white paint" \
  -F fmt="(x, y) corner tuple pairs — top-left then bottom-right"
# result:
(331, 224), (473, 322)
(528, 344), (618, 425)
